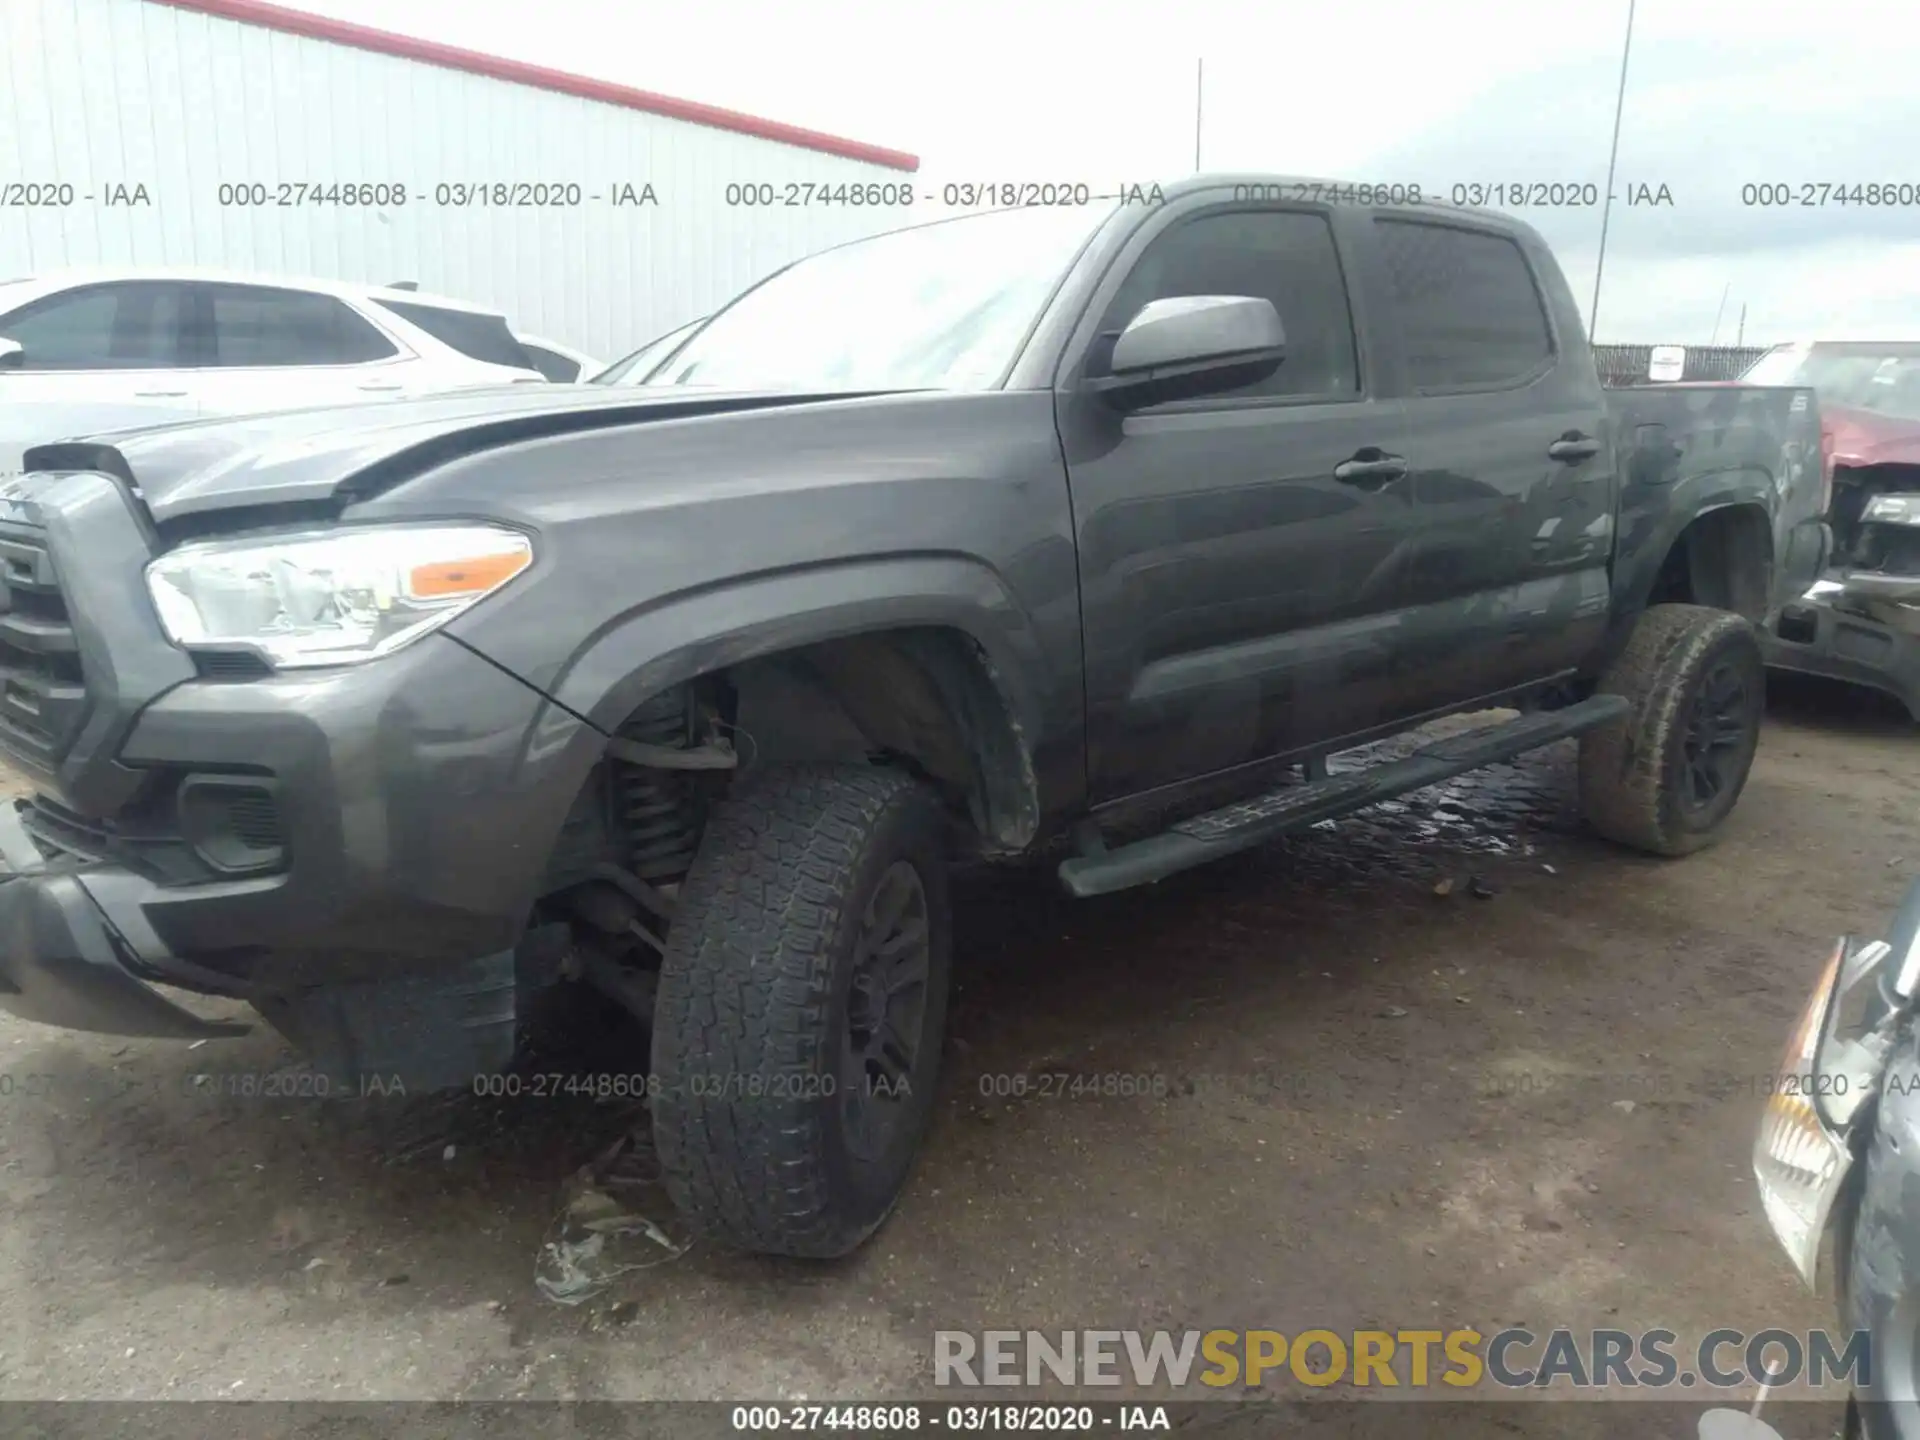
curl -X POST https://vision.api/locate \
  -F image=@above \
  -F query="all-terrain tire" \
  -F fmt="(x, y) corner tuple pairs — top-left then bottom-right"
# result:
(1577, 603), (1765, 857)
(650, 764), (953, 1258)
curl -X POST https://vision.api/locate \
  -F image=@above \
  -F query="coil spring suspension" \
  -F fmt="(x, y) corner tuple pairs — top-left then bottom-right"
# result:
(615, 687), (705, 881)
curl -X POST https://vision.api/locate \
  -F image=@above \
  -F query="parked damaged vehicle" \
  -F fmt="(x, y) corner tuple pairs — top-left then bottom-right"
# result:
(0, 178), (1827, 1259)
(1752, 342), (1920, 716)
(1756, 874), (1920, 1437)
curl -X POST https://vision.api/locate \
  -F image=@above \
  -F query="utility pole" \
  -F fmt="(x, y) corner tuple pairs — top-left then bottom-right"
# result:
(1194, 59), (1204, 173)
(1589, 0), (1638, 343)
(1710, 281), (1730, 345)
(1737, 304), (1747, 347)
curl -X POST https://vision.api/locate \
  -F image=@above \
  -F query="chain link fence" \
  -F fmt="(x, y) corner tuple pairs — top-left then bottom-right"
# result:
(1593, 344), (1771, 387)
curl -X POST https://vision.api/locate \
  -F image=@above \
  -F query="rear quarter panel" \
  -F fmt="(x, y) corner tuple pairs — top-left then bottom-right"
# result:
(1603, 382), (1825, 619)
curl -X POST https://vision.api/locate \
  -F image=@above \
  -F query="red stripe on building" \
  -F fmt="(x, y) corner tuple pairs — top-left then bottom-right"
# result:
(147, 0), (921, 172)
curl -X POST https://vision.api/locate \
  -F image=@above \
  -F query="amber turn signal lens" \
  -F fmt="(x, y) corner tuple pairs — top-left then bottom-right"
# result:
(1781, 941), (1844, 1076)
(408, 549), (530, 599)
(1754, 938), (1850, 1288)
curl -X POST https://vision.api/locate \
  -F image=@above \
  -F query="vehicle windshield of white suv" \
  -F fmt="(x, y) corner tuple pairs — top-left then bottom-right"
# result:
(1743, 342), (1920, 422)
(642, 205), (1111, 393)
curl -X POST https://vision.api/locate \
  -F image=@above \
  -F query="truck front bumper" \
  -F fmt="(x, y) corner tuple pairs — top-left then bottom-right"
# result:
(1764, 573), (1920, 719)
(0, 630), (600, 1039)
(0, 802), (246, 1038)
(0, 469), (607, 1055)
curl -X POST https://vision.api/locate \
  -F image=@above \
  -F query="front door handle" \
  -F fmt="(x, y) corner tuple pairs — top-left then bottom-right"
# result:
(1548, 433), (1602, 463)
(1333, 449), (1409, 487)
(357, 383), (404, 393)
(134, 390), (189, 398)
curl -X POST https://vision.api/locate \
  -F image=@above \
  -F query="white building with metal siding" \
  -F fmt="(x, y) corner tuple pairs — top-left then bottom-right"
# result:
(0, 0), (921, 360)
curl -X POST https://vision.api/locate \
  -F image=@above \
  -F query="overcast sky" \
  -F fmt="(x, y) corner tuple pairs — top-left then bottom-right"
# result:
(104, 0), (1920, 344)
(276, 0), (1916, 347)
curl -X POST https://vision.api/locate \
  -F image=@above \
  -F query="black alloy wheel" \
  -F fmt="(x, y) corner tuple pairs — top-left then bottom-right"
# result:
(841, 859), (934, 1161)
(1677, 655), (1757, 814)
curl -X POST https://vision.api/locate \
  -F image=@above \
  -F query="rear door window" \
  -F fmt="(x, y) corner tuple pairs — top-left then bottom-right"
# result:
(373, 300), (536, 371)
(1372, 219), (1554, 391)
(187, 284), (399, 367)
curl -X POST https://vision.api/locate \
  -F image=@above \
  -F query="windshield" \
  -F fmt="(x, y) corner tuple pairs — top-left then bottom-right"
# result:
(591, 317), (707, 385)
(1744, 342), (1920, 421)
(642, 206), (1110, 393)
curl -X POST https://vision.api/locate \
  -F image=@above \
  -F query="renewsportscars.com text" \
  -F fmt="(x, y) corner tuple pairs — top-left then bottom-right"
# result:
(933, 1328), (1869, 1391)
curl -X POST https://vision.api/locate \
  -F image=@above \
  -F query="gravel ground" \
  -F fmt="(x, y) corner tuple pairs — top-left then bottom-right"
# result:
(0, 675), (1907, 1435)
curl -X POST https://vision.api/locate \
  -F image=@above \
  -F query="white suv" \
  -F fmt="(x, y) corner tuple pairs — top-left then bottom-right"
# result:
(0, 269), (548, 471)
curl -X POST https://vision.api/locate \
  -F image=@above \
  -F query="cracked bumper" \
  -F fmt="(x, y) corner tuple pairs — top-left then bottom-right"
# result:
(0, 801), (246, 1039)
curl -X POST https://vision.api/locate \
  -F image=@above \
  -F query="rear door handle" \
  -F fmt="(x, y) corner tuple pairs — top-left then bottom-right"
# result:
(1548, 434), (1602, 463)
(134, 390), (189, 398)
(1333, 449), (1409, 487)
(357, 383), (404, 393)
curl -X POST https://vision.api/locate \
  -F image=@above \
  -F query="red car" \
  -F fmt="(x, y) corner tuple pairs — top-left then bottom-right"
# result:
(1748, 341), (1920, 718)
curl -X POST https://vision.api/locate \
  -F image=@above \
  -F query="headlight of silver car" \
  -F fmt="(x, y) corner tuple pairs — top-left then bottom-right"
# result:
(1754, 937), (1851, 1288)
(145, 523), (533, 670)
(1864, 492), (1920, 527)
(1756, 919), (1918, 1289)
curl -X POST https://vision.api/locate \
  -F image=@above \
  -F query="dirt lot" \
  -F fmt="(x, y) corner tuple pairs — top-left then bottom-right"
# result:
(0, 677), (1908, 1431)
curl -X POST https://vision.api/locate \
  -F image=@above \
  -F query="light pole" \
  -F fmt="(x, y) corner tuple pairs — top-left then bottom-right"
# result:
(1194, 59), (1204, 173)
(1589, 0), (1638, 343)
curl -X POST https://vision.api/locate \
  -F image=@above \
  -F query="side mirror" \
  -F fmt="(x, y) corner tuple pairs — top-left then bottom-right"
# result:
(1090, 296), (1286, 409)
(0, 338), (22, 371)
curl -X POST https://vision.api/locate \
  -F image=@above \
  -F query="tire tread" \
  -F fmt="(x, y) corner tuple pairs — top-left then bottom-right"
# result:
(1577, 603), (1762, 856)
(650, 764), (937, 1257)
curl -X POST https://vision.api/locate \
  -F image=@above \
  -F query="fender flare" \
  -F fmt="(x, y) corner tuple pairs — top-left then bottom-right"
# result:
(1614, 471), (1778, 624)
(553, 554), (1048, 734)
(538, 554), (1060, 848)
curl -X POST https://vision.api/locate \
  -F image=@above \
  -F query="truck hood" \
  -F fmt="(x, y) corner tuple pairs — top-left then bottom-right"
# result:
(1824, 403), (1920, 468)
(19, 383), (902, 525)
(0, 398), (206, 479)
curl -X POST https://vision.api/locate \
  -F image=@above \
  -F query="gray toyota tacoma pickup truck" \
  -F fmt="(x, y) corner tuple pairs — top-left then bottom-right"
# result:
(0, 176), (1827, 1258)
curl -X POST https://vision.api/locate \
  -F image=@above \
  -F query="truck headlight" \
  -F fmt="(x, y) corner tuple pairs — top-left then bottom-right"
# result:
(1864, 493), (1920, 527)
(145, 523), (533, 670)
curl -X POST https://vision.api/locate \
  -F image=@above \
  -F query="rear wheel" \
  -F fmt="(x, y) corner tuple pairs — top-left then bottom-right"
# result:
(1578, 603), (1765, 856)
(649, 764), (952, 1258)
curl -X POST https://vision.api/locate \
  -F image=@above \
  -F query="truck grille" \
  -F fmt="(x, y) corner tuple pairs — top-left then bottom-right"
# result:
(0, 529), (88, 770)
(17, 793), (111, 864)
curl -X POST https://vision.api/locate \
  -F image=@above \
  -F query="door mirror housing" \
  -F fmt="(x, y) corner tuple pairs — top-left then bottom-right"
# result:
(0, 338), (22, 371)
(1089, 296), (1287, 409)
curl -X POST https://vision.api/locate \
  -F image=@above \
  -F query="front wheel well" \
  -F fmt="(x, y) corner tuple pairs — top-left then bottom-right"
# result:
(536, 627), (1040, 912)
(531, 628), (1039, 1003)
(1646, 503), (1773, 622)
(718, 627), (1041, 853)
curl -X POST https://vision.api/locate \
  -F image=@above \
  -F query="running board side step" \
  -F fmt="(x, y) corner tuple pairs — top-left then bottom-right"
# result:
(1057, 695), (1630, 898)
